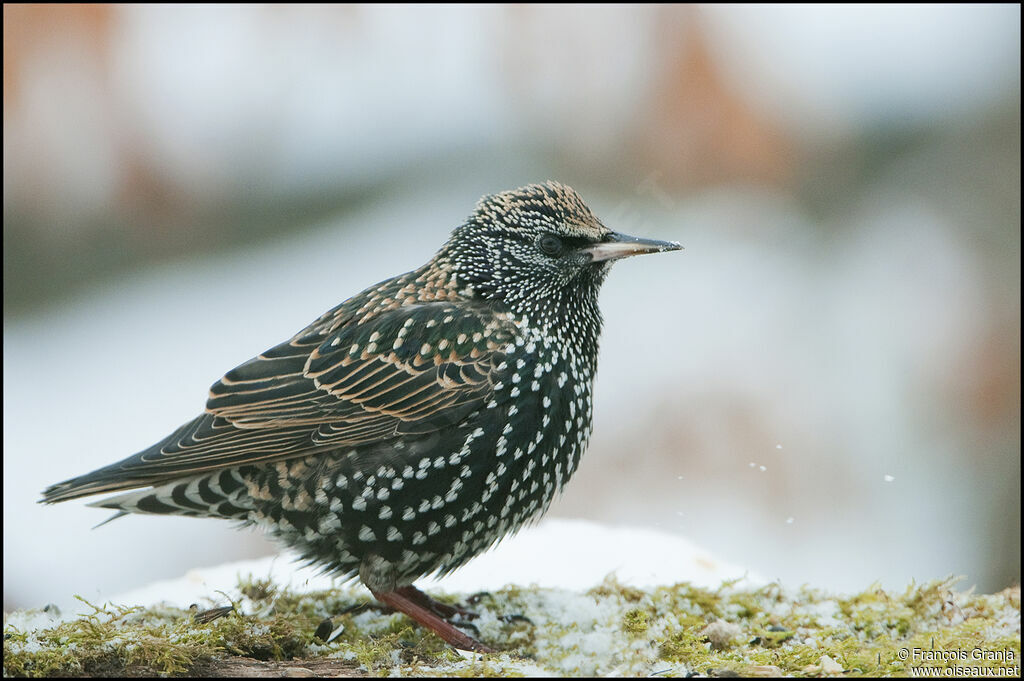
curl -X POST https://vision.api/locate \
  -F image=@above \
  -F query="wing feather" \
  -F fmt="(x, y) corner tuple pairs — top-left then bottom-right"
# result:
(41, 302), (516, 503)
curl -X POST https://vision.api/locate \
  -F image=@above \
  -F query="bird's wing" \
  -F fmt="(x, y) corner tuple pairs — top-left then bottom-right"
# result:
(41, 302), (517, 502)
(208, 301), (516, 438)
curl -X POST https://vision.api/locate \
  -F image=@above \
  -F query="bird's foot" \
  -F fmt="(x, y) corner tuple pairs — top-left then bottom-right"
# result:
(399, 587), (532, 625)
(395, 585), (480, 621)
(372, 586), (494, 653)
(467, 591), (534, 625)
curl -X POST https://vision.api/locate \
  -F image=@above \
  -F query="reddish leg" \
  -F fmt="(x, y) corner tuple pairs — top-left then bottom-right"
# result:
(394, 585), (479, 620)
(371, 588), (494, 653)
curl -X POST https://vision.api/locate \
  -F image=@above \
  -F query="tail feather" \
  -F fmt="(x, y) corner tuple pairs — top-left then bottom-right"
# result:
(78, 470), (257, 522)
(42, 475), (154, 505)
(91, 510), (130, 529)
(40, 412), (317, 505)
(40, 417), (209, 505)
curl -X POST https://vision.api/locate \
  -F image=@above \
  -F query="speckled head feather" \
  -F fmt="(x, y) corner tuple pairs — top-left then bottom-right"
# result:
(444, 182), (618, 324)
(471, 181), (609, 239)
(40, 181), (680, 653)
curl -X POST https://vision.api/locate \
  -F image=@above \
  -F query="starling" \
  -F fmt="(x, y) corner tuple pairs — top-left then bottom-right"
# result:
(41, 181), (681, 652)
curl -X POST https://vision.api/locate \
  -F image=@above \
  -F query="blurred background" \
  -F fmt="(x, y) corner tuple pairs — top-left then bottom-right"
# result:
(4, 5), (1020, 611)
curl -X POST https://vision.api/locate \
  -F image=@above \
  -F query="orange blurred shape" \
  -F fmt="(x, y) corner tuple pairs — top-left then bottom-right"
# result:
(632, 6), (794, 190)
(3, 4), (113, 105)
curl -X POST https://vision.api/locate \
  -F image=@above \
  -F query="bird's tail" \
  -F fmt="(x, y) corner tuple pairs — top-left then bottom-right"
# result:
(40, 413), (313, 506)
(60, 470), (258, 524)
(41, 470), (152, 505)
(39, 418), (207, 505)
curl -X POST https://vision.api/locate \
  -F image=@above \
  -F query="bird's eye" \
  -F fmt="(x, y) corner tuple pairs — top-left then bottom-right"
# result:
(538, 234), (563, 257)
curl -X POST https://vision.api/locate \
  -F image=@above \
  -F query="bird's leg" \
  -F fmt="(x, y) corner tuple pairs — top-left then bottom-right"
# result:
(370, 588), (494, 653)
(393, 586), (531, 633)
(394, 585), (480, 620)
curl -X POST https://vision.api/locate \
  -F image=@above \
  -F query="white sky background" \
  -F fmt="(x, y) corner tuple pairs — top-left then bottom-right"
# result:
(3, 5), (1020, 609)
(704, 4), (1020, 133)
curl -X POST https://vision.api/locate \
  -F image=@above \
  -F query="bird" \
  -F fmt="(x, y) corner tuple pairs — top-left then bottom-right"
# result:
(41, 181), (681, 652)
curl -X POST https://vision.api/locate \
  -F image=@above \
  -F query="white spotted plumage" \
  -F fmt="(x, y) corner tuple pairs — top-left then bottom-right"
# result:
(44, 181), (679, 612)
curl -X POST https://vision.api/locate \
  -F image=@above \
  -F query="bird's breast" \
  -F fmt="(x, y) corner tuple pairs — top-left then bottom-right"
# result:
(254, 325), (599, 582)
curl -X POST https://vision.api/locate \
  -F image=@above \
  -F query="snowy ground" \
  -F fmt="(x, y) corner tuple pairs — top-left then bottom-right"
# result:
(4, 521), (1018, 678)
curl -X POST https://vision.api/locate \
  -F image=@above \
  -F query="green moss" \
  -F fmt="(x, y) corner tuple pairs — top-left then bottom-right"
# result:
(237, 575), (278, 603)
(587, 575), (646, 603)
(4, 578), (1019, 677)
(208, 612), (312, 660)
(2, 597), (217, 677)
(622, 608), (652, 636)
(658, 626), (709, 663)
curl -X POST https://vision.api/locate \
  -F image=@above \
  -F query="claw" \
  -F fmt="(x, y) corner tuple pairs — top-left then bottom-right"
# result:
(466, 591), (492, 606)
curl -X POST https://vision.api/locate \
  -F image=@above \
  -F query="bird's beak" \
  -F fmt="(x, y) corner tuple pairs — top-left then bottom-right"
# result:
(583, 231), (683, 263)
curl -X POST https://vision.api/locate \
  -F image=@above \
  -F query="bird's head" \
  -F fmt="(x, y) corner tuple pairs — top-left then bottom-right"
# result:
(444, 181), (681, 322)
